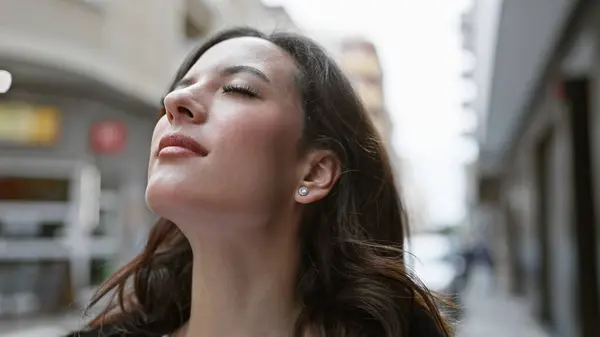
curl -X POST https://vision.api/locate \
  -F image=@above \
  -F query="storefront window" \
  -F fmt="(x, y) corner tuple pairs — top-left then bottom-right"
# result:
(0, 177), (69, 202)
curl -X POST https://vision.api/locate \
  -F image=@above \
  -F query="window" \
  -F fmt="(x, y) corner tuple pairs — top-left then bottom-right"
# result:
(0, 177), (69, 202)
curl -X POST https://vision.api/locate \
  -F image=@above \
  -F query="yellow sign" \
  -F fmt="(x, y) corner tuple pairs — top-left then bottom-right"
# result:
(0, 102), (60, 145)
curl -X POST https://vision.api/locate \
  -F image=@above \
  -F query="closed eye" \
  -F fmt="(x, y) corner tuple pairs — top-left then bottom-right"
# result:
(222, 84), (259, 98)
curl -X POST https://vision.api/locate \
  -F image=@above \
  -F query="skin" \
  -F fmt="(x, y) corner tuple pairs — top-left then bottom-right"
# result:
(145, 37), (341, 337)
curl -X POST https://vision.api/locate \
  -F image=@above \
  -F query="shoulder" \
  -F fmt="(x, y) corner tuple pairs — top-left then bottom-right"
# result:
(408, 306), (448, 337)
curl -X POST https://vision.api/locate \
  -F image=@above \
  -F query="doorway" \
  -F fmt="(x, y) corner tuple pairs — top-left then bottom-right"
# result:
(564, 78), (600, 337)
(534, 130), (555, 329)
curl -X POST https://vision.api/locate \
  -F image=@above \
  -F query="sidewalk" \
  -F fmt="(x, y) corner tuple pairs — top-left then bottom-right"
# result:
(0, 312), (84, 337)
(455, 268), (550, 337)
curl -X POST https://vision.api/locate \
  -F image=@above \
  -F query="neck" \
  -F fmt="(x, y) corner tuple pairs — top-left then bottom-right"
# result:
(179, 219), (301, 337)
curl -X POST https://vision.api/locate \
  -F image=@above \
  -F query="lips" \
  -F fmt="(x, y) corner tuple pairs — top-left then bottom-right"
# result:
(158, 133), (208, 157)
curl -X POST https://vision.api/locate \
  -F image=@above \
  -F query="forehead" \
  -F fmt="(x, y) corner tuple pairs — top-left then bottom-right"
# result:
(188, 37), (298, 84)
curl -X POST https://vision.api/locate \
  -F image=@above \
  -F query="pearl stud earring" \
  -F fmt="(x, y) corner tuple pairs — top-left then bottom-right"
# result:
(298, 186), (309, 196)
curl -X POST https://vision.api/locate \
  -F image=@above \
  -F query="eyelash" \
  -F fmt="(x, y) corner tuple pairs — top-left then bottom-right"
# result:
(222, 84), (259, 98)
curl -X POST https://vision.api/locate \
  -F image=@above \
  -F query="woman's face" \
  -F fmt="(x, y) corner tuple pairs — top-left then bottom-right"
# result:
(146, 37), (306, 229)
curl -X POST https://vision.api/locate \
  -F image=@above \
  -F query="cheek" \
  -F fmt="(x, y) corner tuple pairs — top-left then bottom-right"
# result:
(214, 107), (301, 162)
(151, 116), (169, 148)
(147, 117), (169, 172)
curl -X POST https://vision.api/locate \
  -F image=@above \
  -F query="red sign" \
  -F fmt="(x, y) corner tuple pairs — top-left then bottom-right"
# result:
(90, 120), (127, 155)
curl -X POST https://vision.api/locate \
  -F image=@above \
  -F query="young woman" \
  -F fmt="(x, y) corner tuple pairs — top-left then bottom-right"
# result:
(68, 27), (452, 337)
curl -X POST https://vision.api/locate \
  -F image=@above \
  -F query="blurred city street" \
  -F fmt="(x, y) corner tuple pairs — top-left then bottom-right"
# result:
(1, 0), (600, 336)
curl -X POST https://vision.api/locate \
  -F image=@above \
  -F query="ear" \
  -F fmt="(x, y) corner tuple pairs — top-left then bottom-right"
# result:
(295, 150), (341, 204)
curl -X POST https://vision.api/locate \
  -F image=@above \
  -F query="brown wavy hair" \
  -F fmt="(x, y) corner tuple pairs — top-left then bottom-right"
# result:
(86, 27), (452, 337)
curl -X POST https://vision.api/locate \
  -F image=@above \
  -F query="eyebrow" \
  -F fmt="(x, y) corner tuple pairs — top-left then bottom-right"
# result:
(220, 65), (271, 83)
(173, 65), (271, 92)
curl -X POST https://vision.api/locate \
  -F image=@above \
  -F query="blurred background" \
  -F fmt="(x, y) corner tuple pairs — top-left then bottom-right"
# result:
(0, 0), (598, 336)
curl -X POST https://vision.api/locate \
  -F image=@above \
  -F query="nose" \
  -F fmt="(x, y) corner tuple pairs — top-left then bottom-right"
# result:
(163, 88), (207, 124)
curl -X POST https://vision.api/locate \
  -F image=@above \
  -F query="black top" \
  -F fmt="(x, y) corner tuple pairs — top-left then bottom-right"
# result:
(409, 307), (448, 336)
(65, 307), (447, 337)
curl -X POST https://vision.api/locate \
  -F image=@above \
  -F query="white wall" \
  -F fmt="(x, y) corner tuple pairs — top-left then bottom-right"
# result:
(469, 0), (504, 145)
(0, 0), (191, 105)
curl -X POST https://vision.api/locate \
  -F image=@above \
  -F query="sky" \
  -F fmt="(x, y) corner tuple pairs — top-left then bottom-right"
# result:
(264, 0), (477, 226)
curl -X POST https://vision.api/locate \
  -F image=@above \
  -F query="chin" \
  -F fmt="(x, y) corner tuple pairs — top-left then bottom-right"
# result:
(145, 178), (189, 219)
(145, 177), (218, 233)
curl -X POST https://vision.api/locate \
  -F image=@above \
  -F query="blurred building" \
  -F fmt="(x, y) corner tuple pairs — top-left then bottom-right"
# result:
(313, 32), (429, 232)
(339, 40), (390, 141)
(322, 38), (394, 158)
(460, 0), (502, 258)
(464, 1), (599, 337)
(207, 0), (298, 33)
(336, 39), (432, 232)
(0, 0), (296, 318)
(336, 38), (417, 217)
(309, 34), (391, 143)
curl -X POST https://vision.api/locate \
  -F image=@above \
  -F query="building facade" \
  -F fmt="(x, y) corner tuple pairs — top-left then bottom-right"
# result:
(338, 38), (392, 145)
(464, 1), (600, 336)
(336, 38), (430, 232)
(206, 0), (297, 33)
(0, 0), (297, 317)
(313, 32), (428, 232)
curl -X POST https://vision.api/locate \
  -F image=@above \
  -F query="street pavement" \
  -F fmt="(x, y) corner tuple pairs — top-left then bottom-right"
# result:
(0, 312), (83, 337)
(455, 268), (550, 337)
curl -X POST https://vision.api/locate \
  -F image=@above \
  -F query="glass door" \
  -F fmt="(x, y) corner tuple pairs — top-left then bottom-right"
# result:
(0, 157), (101, 316)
